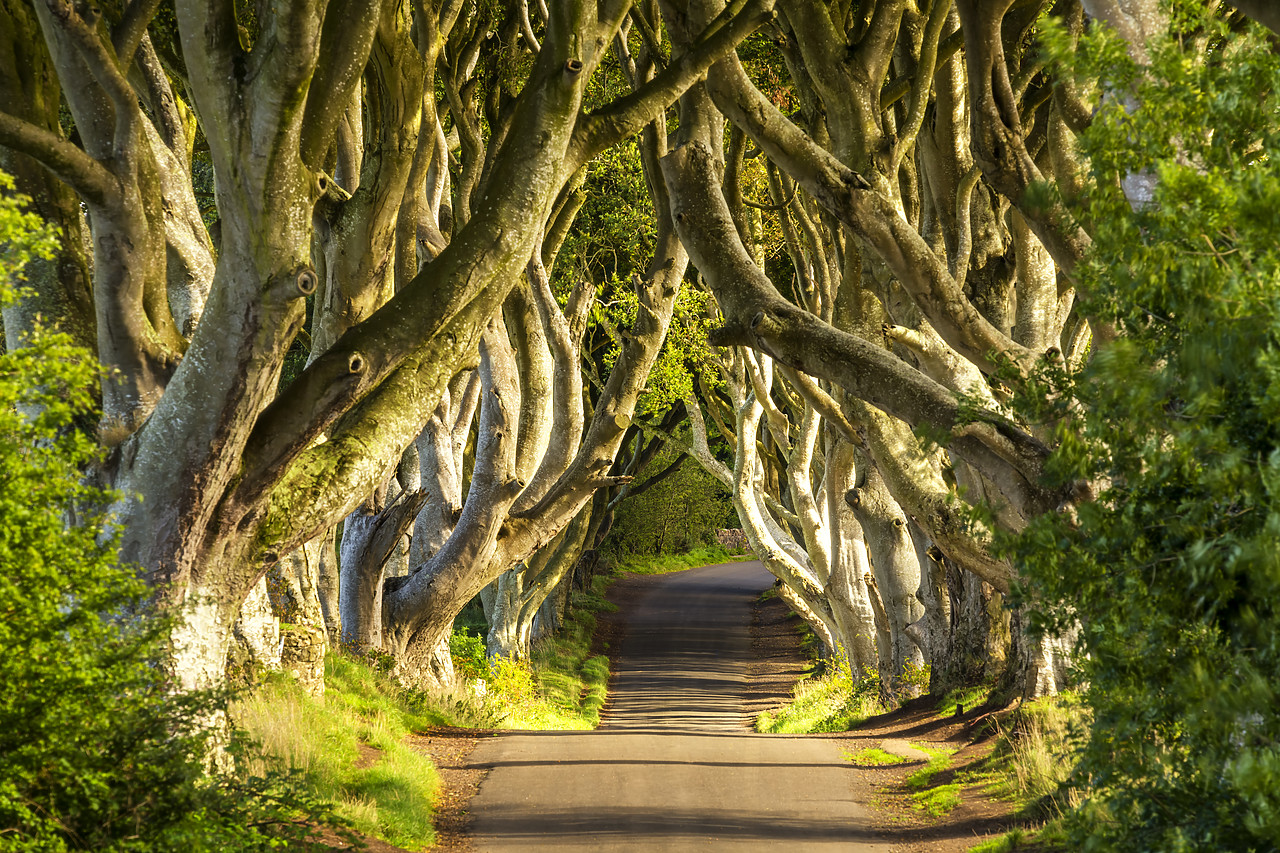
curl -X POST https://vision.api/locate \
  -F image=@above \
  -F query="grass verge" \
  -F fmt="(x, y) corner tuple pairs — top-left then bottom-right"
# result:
(913, 782), (963, 817)
(968, 694), (1084, 814)
(756, 666), (883, 733)
(905, 743), (956, 789)
(507, 576), (616, 729)
(231, 655), (450, 849)
(447, 573), (617, 731)
(848, 747), (908, 766)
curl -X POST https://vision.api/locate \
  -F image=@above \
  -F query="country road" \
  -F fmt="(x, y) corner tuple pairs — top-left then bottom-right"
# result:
(467, 560), (893, 851)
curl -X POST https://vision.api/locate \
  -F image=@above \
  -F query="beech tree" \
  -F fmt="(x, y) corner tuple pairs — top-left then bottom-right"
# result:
(0, 0), (765, 690)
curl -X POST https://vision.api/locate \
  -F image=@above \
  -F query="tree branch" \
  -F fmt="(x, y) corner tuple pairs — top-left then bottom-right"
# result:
(567, 0), (774, 169)
(778, 365), (858, 444)
(662, 139), (1065, 516)
(702, 56), (1039, 374)
(299, 0), (383, 169)
(955, 0), (1091, 277)
(0, 110), (115, 204)
(40, 0), (143, 161)
(112, 0), (163, 67)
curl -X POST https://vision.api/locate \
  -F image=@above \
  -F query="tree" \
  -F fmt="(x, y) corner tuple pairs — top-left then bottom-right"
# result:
(1011, 6), (1280, 848)
(605, 432), (733, 555)
(0, 0), (766, 690)
(0, 171), (334, 852)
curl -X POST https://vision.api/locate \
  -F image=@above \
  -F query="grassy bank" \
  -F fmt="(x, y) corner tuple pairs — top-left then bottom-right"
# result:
(466, 574), (616, 730)
(606, 544), (740, 575)
(231, 656), (449, 849)
(755, 664), (884, 733)
(963, 694), (1084, 851)
(231, 573), (621, 848)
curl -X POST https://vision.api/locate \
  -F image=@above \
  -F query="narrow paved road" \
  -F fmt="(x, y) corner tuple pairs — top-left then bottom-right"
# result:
(468, 560), (891, 851)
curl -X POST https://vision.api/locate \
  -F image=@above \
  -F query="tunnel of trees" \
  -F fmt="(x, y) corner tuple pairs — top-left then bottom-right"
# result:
(2, 0), (1279, 848)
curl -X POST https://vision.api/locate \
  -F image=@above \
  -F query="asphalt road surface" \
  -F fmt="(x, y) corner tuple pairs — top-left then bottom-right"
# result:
(468, 560), (892, 851)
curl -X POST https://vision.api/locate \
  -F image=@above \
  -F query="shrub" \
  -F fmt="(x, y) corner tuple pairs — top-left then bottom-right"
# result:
(1013, 10), (1280, 849)
(449, 628), (489, 682)
(0, 173), (336, 851)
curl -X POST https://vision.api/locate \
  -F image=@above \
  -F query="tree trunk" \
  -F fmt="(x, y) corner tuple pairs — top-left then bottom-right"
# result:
(315, 527), (342, 643)
(824, 440), (881, 675)
(339, 483), (426, 650)
(271, 541), (330, 696)
(847, 460), (926, 696)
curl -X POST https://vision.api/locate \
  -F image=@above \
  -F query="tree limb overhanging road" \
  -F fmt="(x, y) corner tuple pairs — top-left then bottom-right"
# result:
(467, 561), (892, 851)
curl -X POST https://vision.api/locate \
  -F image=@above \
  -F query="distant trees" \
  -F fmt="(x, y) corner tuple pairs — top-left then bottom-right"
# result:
(604, 435), (734, 555)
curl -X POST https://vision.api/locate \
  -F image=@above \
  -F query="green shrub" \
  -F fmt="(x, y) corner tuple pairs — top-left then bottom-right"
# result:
(0, 171), (335, 851)
(449, 628), (489, 682)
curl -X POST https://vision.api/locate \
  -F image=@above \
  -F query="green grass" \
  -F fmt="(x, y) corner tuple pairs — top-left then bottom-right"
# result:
(912, 782), (962, 816)
(231, 654), (446, 849)
(967, 820), (1068, 852)
(456, 574), (617, 731)
(756, 666), (884, 734)
(938, 684), (991, 717)
(847, 747), (907, 766)
(905, 744), (956, 789)
(607, 544), (739, 575)
(970, 693), (1085, 816)
(510, 577), (616, 729)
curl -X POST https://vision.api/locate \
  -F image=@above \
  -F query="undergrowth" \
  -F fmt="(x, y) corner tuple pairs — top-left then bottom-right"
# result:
(959, 694), (1085, 851)
(449, 573), (616, 730)
(969, 694), (1085, 817)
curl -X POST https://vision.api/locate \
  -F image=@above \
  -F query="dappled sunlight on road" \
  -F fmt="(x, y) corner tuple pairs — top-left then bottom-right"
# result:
(468, 561), (892, 852)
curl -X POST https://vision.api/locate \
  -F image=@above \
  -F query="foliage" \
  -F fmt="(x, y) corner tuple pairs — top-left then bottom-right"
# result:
(444, 575), (614, 730)
(600, 285), (727, 418)
(0, 172), (337, 852)
(449, 628), (489, 682)
(899, 660), (931, 697)
(1010, 8), (1280, 850)
(557, 138), (654, 291)
(605, 436), (735, 556)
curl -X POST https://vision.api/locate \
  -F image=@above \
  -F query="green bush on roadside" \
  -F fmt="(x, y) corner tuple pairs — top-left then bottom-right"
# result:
(0, 171), (337, 852)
